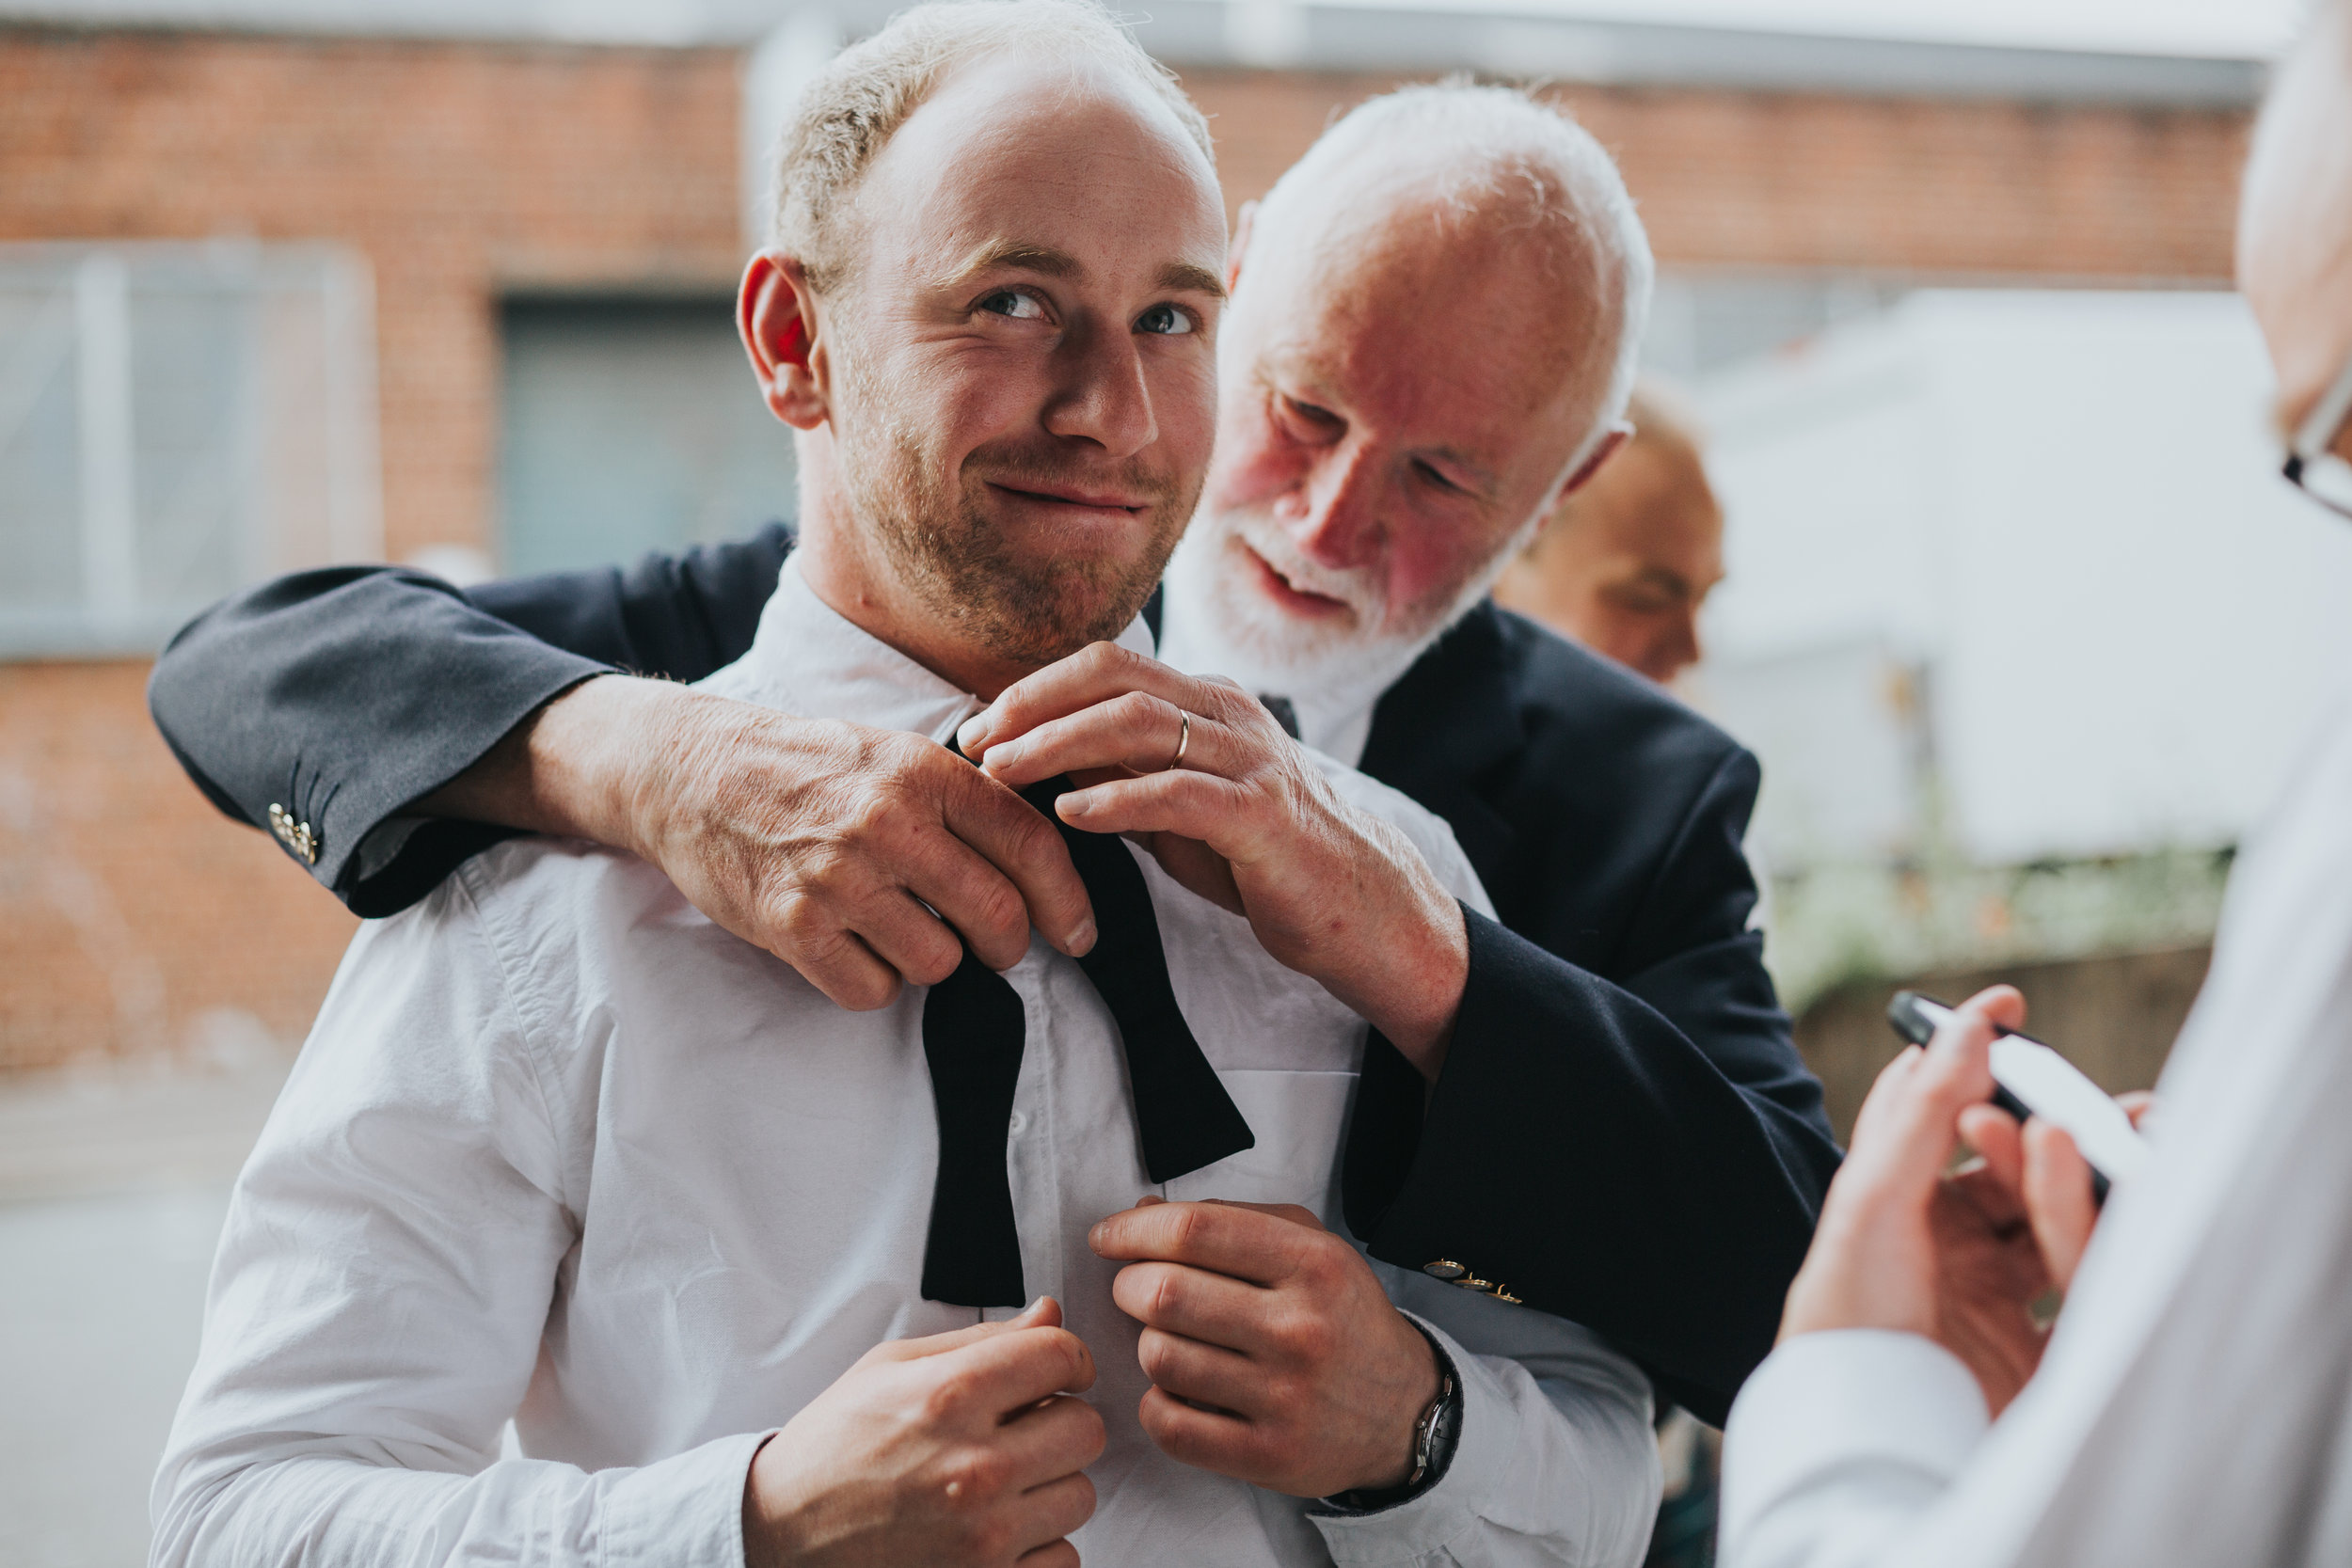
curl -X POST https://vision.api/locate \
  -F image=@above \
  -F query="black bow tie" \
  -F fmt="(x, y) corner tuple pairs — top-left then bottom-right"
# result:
(919, 770), (1256, 1307)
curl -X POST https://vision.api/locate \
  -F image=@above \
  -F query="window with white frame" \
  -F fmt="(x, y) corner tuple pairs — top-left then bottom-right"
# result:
(0, 241), (381, 657)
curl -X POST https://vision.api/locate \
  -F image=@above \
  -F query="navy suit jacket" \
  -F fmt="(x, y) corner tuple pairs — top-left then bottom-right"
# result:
(150, 522), (1838, 1422)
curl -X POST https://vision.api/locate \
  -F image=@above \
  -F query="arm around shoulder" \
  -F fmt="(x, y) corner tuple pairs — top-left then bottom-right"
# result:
(146, 526), (794, 916)
(148, 565), (612, 911)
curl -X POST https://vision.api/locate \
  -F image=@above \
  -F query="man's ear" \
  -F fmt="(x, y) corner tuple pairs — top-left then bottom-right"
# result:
(1553, 421), (1631, 503)
(1226, 199), (1258, 293)
(739, 251), (830, 431)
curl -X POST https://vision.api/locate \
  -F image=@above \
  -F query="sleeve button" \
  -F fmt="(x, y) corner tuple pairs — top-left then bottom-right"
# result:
(268, 803), (320, 865)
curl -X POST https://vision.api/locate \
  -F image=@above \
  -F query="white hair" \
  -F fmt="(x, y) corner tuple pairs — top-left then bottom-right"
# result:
(1248, 80), (1655, 483)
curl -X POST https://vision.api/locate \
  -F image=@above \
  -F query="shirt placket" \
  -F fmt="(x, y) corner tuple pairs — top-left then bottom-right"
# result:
(1001, 937), (1064, 1315)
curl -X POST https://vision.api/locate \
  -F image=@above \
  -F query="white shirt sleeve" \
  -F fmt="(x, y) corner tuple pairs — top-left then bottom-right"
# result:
(149, 877), (765, 1568)
(1311, 1275), (1663, 1568)
(1716, 1331), (1990, 1568)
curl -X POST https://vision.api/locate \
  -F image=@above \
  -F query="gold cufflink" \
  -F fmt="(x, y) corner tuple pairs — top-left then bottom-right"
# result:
(1422, 1259), (1518, 1303)
(268, 802), (319, 865)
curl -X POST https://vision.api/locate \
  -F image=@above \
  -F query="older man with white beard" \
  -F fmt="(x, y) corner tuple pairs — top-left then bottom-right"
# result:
(1150, 86), (1647, 754)
(149, 71), (1837, 1426)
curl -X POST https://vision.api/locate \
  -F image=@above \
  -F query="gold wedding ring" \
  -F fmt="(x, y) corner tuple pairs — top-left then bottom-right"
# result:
(1168, 709), (1192, 771)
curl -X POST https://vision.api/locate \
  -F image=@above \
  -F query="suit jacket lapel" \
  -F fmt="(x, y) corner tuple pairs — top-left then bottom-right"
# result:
(1343, 605), (1528, 1251)
(1359, 602), (1524, 896)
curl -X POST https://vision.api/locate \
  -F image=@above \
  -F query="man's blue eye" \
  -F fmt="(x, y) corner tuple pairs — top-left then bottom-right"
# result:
(1136, 304), (1193, 336)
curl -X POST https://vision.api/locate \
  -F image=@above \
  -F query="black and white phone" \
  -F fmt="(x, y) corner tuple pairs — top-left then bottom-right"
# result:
(1885, 990), (2151, 1200)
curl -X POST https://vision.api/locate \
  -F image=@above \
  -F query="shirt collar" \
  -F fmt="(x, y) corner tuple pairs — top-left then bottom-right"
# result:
(702, 555), (1158, 746)
(1273, 648), (1422, 768)
(1154, 593), (1425, 769)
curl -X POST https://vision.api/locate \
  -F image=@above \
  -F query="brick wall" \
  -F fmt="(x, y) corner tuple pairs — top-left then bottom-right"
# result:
(0, 29), (751, 1070)
(1184, 69), (2249, 279)
(0, 662), (357, 1070)
(0, 31), (2249, 562)
(0, 27), (2254, 1071)
(0, 27), (745, 565)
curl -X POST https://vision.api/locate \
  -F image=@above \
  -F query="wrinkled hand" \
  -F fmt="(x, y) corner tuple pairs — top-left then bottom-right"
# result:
(1089, 1196), (1439, 1497)
(1777, 986), (2133, 1416)
(437, 675), (1097, 1009)
(743, 1296), (1105, 1568)
(958, 643), (1468, 1075)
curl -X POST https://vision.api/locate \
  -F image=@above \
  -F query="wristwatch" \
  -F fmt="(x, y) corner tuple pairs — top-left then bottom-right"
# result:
(1323, 1323), (1463, 1513)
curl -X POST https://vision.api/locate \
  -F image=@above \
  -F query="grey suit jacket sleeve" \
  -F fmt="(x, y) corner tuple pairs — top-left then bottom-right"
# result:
(145, 525), (794, 916)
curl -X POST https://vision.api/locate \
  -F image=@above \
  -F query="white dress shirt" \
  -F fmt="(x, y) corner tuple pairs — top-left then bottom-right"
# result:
(1718, 675), (2352, 1568)
(153, 558), (1661, 1568)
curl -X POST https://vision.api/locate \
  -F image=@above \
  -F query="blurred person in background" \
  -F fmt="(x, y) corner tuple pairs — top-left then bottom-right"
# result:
(1716, 3), (2352, 1562)
(1492, 381), (1724, 687)
(148, 73), (1839, 1435)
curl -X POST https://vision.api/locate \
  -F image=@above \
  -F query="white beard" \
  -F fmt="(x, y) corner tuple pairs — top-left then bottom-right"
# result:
(1159, 501), (1538, 704)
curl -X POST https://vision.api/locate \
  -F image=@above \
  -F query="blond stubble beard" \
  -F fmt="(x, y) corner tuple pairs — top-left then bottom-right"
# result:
(830, 341), (1199, 670)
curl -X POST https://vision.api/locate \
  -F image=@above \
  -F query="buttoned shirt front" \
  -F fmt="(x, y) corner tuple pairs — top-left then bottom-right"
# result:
(154, 558), (1661, 1568)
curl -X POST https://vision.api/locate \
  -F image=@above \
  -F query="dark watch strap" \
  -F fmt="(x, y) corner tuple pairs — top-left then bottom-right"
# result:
(1322, 1323), (1464, 1514)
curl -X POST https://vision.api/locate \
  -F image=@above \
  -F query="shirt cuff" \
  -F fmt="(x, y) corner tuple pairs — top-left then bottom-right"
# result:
(1719, 1330), (1988, 1556)
(595, 1428), (773, 1568)
(1307, 1313), (1506, 1566)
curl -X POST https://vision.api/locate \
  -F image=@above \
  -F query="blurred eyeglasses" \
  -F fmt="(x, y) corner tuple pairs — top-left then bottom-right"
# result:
(2285, 349), (2352, 519)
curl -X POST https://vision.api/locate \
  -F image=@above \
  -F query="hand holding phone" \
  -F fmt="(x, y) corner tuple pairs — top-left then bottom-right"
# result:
(1886, 990), (2152, 1198)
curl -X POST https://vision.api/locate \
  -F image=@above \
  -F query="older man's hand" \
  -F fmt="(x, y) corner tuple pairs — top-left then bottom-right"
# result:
(428, 674), (1097, 1010)
(956, 642), (1469, 1076)
(1089, 1196), (1440, 1497)
(1776, 986), (2127, 1416)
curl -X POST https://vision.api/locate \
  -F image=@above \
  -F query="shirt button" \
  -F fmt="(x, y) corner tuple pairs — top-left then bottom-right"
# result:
(1422, 1259), (1468, 1282)
(1007, 1111), (1028, 1137)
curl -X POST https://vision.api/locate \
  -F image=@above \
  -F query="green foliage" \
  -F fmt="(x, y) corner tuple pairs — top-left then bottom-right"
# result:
(1763, 846), (2233, 1016)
